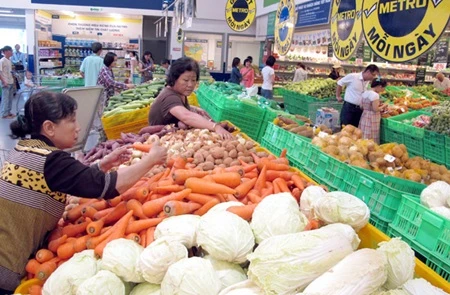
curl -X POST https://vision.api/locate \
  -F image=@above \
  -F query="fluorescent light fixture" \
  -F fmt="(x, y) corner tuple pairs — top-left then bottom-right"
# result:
(61, 10), (76, 17)
(0, 14), (25, 17)
(286, 22), (294, 28)
(0, 9), (13, 13)
(110, 13), (122, 19)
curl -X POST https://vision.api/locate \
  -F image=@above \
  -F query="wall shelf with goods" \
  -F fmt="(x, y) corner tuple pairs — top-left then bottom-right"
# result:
(37, 40), (63, 73)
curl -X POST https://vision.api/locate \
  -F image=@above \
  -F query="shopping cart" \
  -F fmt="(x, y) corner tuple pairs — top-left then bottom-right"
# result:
(14, 74), (67, 115)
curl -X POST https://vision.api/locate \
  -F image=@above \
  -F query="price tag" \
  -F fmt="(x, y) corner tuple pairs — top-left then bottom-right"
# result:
(318, 131), (329, 138)
(401, 108), (405, 113)
(387, 167), (394, 173)
(384, 154), (396, 163)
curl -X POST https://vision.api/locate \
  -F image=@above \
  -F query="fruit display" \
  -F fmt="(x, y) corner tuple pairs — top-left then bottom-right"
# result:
(425, 101), (450, 135)
(102, 82), (164, 118)
(412, 85), (450, 101)
(403, 114), (431, 128)
(274, 115), (333, 139)
(312, 125), (450, 184)
(152, 65), (166, 76)
(283, 78), (336, 99)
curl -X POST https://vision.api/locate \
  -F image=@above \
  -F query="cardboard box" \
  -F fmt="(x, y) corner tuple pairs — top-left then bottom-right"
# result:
(316, 107), (339, 128)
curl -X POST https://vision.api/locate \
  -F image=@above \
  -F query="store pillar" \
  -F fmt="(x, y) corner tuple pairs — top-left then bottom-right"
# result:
(25, 9), (35, 74)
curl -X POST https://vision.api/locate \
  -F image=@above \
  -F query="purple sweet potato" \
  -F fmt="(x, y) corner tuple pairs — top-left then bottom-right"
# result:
(138, 125), (165, 135)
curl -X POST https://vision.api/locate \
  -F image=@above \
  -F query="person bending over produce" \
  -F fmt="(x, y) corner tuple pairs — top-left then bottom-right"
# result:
(0, 92), (167, 293)
(358, 78), (387, 144)
(336, 64), (380, 127)
(149, 57), (232, 140)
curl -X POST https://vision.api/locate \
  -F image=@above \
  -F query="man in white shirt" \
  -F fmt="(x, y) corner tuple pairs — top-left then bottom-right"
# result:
(0, 46), (15, 119)
(80, 42), (104, 87)
(433, 72), (450, 91)
(336, 64), (380, 127)
(11, 44), (26, 70)
(261, 56), (276, 99)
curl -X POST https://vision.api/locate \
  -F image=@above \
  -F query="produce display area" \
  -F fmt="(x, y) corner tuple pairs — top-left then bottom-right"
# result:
(12, 81), (450, 294)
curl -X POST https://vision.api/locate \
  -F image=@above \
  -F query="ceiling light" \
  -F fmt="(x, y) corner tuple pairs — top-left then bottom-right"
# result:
(61, 10), (76, 17)
(0, 14), (25, 17)
(0, 9), (13, 13)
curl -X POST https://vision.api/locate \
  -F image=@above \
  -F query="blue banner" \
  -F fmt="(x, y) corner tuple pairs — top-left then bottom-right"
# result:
(295, 0), (331, 28)
(31, 0), (169, 10)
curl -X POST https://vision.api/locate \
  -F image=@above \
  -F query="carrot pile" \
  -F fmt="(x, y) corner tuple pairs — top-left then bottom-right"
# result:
(25, 146), (317, 285)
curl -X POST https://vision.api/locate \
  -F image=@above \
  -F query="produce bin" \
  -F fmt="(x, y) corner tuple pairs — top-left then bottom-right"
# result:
(353, 167), (426, 196)
(424, 129), (446, 165)
(388, 194), (450, 282)
(385, 128), (404, 145)
(103, 119), (149, 140)
(101, 106), (150, 130)
(281, 88), (331, 117)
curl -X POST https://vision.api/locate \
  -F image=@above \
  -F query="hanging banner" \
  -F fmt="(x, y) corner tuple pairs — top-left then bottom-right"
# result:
(292, 29), (331, 46)
(184, 39), (208, 64)
(330, 0), (363, 61)
(295, 0), (332, 28)
(362, 0), (450, 63)
(266, 11), (276, 38)
(225, 0), (256, 32)
(274, 0), (296, 56)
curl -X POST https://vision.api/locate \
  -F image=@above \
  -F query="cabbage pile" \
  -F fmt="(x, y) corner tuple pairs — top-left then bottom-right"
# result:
(42, 192), (448, 295)
(420, 181), (450, 220)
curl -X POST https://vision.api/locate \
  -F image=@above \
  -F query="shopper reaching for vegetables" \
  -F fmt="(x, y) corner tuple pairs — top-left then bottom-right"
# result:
(0, 91), (167, 293)
(148, 57), (232, 140)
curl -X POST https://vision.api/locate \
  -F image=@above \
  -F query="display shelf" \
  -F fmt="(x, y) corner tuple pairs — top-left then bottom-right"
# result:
(38, 56), (62, 60)
(38, 46), (62, 50)
(65, 45), (123, 51)
(39, 66), (64, 70)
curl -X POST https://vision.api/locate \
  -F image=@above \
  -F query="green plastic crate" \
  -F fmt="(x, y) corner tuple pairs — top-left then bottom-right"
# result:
(261, 138), (282, 156)
(425, 129), (445, 146)
(281, 88), (331, 117)
(262, 122), (292, 151)
(424, 138), (446, 165)
(386, 110), (431, 137)
(369, 215), (389, 235)
(353, 167), (426, 196)
(388, 194), (450, 281)
(404, 133), (424, 156)
(380, 119), (388, 143)
(286, 133), (312, 168)
(385, 128), (404, 144)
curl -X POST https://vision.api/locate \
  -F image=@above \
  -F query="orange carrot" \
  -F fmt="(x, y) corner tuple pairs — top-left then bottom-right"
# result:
(100, 226), (112, 234)
(257, 158), (290, 171)
(103, 201), (128, 225)
(250, 153), (261, 164)
(95, 210), (134, 257)
(125, 218), (164, 235)
(280, 148), (287, 158)
(273, 180), (281, 194)
(81, 206), (98, 219)
(240, 196), (249, 205)
(47, 227), (63, 242)
(156, 178), (174, 187)
(89, 200), (108, 211)
(121, 187), (138, 201)
(139, 230), (147, 247)
(304, 219), (320, 231)
(185, 178), (236, 195)
(132, 142), (152, 152)
(86, 227), (113, 249)
(135, 187), (149, 201)
(48, 234), (68, 253)
(62, 218), (91, 237)
(73, 235), (90, 252)
(254, 165), (267, 192)
(86, 218), (105, 236)
(292, 187), (301, 202)
(146, 227), (156, 247)
(212, 194), (226, 203)
(164, 201), (201, 216)
(173, 157), (188, 169)
(74, 216), (85, 224)
(210, 172), (241, 188)
(243, 164), (258, 173)
(142, 189), (192, 217)
(244, 171), (258, 179)
(223, 166), (244, 176)
(291, 174), (306, 191)
(92, 207), (115, 220)
(265, 170), (295, 181)
(108, 195), (123, 207)
(172, 169), (210, 184)
(126, 199), (148, 219)
(154, 185), (185, 193)
(274, 178), (290, 193)
(261, 187), (274, 198)
(247, 189), (262, 203)
(28, 285), (43, 295)
(194, 199), (220, 216)
(65, 203), (86, 222)
(234, 178), (257, 199)
(226, 204), (257, 221)
(125, 233), (141, 244)
(25, 259), (40, 274)
(224, 194), (239, 202)
(57, 242), (75, 260)
(35, 249), (54, 263)
(35, 258), (59, 281)
(186, 193), (216, 205)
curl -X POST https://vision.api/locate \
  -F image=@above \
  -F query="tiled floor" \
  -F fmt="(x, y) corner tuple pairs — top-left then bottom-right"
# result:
(0, 93), (24, 151)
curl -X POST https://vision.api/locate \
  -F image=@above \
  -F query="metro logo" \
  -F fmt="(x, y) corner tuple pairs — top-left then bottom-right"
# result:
(225, 0), (256, 32)
(338, 10), (356, 20)
(378, 0), (427, 14)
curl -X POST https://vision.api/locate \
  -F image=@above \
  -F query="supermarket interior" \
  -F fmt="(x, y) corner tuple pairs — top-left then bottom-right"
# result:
(0, 0), (450, 294)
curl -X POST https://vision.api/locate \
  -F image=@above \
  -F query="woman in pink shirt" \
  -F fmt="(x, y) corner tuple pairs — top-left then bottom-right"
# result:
(240, 58), (255, 88)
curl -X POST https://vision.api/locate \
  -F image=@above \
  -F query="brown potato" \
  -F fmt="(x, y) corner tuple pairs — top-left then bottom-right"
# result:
(203, 161), (215, 171)
(229, 149), (238, 159)
(236, 144), (245, 153)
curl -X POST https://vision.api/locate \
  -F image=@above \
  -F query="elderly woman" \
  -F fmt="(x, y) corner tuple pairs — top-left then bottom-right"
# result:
(148, 57), (232, 139)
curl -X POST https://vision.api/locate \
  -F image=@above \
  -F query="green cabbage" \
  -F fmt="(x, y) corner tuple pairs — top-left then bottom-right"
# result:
(130, 282), (161, 295)
(154, 214), (200, 248)
(204, 255), (247, 290)
(218, 280), (265, 295)
(76, 270), (125, 295)
(251, 193), (309, 243)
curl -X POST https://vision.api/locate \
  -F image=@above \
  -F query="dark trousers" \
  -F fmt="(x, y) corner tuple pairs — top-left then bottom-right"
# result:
(340, 101), (363, 127)
(0, 288), (14, 295)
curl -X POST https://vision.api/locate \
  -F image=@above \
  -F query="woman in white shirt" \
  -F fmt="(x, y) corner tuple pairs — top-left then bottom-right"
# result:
(293, 62), (307, 82)
(261, 56), (276, 99)
(358, 78), (387, 144)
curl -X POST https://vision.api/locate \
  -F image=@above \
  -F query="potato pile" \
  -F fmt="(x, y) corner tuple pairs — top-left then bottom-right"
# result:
(155, 128), (268, 171)
(312, 125), (450, 185)
(274, 116), (333, 139)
